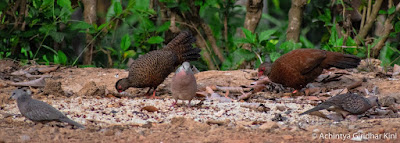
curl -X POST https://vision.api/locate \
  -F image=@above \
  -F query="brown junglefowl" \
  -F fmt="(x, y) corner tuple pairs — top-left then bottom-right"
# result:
(258, 49), (360, 91)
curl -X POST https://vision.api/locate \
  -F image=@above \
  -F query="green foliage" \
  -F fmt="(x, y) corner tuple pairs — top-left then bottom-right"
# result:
(1, 0), (399, 71)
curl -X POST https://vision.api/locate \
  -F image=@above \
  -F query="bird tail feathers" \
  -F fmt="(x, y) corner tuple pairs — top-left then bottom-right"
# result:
(299, 104), (331, 116)
(60, 117), (85, 129)
(323, 52), (361, 69)
(163, 31), (200, 63)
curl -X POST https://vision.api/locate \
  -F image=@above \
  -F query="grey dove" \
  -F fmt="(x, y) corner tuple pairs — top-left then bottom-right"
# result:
(299, 93), (379, 116)
(10, 89), (85, 128)
(171, 62), (197, 106)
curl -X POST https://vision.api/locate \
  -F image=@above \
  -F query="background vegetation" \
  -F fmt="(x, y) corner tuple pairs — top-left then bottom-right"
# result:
(0, 0), (399, 71)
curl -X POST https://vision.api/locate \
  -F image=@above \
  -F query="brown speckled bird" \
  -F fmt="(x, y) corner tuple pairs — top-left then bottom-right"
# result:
(171, 62), (197, 106)
(258, 49), (361, 90)
(115, 31), (200, 98)
(299, 93), (379, 116)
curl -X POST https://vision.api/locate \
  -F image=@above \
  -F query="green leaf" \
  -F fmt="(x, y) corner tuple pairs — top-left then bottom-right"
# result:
(272, 0), (280, 9)
(70, 22), (93, 31)
(300, 36), (314, 48)
(39, 24), (56, 34)
(42, 55), (50, 65)
(259, 29), (276, 42)
(269, 52), (281, 62)
(388, 7), (396, 15)
(54, 54), (59, 64)
(241, 28), (256, 43)
(124, 50), (136, 59)
(57, 0), (72, 10)
(42, 45), (58, 55)
(395, 21), (400, 33)
(147, 36), (164, 44)
(379, 44), (394, 66)
(378, 10), (387, 15)
(49, 31), (65, 43)
(120, 34), (131, 51)
(221, 57), (233, 70)
(279, 41), (302, 54)
(57, 50), (68, 65)
(0, 0), (7, 11)
(114, 1), (123, 15)
(156, 21), (171, 32)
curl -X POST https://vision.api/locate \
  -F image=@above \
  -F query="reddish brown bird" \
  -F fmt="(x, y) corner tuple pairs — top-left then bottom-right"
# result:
(258, 49), (361, 90)
(115, 31), (200, 98)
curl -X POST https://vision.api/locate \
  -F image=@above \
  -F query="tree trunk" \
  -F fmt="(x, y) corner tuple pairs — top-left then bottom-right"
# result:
(82, 0), (97, 65)
(242, 0), (263, 50)
(286, 0), (307, 42)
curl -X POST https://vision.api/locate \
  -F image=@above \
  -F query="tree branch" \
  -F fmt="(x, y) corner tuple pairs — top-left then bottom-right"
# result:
(371, 2), (400, 58)
(355, 0), (383, 45)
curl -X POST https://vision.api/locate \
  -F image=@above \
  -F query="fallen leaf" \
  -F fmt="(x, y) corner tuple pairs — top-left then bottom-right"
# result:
(9, 77), (46, 87)
(38, 66), (59, 73)
(106, 94), (116, 98)
(282, 135), (294, 140)
(393, 64), (400, 75)
(196, 91), (208, 97)
(306, 96), (320, 101)
(141, 106), (158, 112)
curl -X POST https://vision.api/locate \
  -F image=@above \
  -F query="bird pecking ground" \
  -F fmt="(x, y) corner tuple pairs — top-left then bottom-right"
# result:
(0, 59), (400, 143)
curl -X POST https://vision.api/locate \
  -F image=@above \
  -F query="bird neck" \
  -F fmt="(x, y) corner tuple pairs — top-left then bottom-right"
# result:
(17, 95), (32, 103)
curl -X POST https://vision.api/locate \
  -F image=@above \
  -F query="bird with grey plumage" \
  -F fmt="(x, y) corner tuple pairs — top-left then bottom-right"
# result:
(115, 31), (200, 99)
(9, 88), (85, 129)
(171, 62), (197, 107)
(299, 93), (379, 118)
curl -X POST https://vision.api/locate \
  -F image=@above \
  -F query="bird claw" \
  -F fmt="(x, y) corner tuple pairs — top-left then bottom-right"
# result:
(266, 82), (287, 93)
(147, 95), (159, 99)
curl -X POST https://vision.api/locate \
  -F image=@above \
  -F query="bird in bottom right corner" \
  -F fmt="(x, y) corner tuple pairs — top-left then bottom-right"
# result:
(299, 93), (379, 117)
(171, 62), (197, 107)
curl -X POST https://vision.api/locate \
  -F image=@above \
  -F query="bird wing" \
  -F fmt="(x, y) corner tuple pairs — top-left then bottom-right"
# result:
(128, 50), (178, 88)
(23, 100), (65, 121)
(298, 50), (327, 75)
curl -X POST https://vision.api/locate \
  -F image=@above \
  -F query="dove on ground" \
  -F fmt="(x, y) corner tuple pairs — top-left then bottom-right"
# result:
(171, 62), (197, 106)
(299, 93), (379, 117)
(10, 89), (85, 128)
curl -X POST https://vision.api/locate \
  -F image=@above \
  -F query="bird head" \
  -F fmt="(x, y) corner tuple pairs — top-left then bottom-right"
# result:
(9, 88), (31, 100)
(258, 62), (272, 78)
(175, 62), (193, 75)
(367, 95), (380, 107)
(115, 78), (130, 93)
(368, 95), (381, 107)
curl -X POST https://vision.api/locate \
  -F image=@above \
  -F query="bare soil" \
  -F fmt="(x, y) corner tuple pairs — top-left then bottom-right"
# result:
(0, 59), (400, 143)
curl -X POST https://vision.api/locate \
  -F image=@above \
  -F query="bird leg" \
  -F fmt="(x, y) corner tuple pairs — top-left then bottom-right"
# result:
(140, 88), (152, 97)
(171, 99), (178, 107)
(267, 82), (286, 93)
(187, 100), (192, 107)
(147, 89), (159, 99)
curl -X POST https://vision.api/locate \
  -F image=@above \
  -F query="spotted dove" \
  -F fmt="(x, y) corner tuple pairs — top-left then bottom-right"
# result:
(171, 62), (197, 106)
(10, 89), (85, 128)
